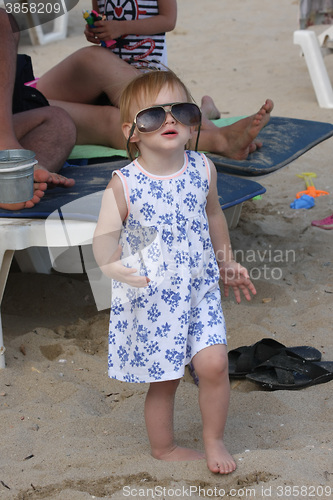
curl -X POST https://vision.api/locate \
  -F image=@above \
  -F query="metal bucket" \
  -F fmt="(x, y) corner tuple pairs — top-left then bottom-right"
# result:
(0, 149), (37, 204)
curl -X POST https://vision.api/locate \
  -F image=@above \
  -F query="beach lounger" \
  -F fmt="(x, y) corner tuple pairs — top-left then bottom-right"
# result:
(208, 117), (333, 175)
(293, 0), (333, 108)
(1, 113), (332, 368)
(69, 117), (333, 177)
(0, 160), (266, 368)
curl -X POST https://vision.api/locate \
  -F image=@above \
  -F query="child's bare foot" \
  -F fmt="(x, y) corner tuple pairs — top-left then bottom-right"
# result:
(205, 439), (236, 475)
(153, 445), (205, 462)
(201, 96), (221, 121)
(0, 167), (75, 211)
(218, 99), (274, 160)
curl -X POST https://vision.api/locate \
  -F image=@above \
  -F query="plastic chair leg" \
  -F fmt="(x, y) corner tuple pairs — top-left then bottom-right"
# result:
(24, 0), (69, 45)
(294, 29), (333, 108)
(0, 249), (14, 369)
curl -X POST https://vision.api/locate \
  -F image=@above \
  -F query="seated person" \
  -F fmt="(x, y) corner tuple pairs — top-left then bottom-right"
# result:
(0, 8), (76, 211)
(34, 0), (273, 159)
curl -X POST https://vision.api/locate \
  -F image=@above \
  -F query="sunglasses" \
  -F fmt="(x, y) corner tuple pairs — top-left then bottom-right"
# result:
(126, 102), (202, 159)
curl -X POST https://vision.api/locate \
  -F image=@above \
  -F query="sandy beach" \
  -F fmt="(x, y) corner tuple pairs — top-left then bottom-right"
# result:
(1, 0), (333, 498)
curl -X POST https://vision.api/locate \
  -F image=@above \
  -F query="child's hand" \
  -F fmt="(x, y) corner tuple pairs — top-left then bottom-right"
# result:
(88, 20), (122, 43)
(84, 24), (101, 44)
(219, 261), (256, 303)
(106, 245), (150, 288)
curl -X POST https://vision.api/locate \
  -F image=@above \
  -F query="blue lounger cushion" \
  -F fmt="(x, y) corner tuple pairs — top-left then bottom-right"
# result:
(207, 116), (333, 176)
(0, 159), (265, 219)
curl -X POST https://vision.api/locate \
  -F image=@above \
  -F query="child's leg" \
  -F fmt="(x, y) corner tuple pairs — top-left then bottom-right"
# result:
(192, 344), (236, 474)
(144, 379), (205, 461)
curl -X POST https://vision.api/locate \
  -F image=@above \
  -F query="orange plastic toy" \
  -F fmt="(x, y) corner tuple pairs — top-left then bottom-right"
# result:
(296, 172), (330, 199)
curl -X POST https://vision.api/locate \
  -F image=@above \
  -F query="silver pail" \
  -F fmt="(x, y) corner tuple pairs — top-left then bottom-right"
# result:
(0, 149), (37, 204)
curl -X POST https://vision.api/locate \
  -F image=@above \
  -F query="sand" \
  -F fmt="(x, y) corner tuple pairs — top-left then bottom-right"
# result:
(1, 0), (333, 498)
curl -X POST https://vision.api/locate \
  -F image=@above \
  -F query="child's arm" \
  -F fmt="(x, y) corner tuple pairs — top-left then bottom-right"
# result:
(93, 175), (149, 288)
(205, 159), (256, 303)
(88, 0), (177, 44)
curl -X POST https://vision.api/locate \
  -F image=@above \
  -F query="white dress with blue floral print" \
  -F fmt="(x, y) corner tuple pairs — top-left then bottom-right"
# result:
(108, 151), (227, 383)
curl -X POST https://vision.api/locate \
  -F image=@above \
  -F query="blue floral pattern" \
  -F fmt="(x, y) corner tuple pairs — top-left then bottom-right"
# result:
(108, 151), (226, 383)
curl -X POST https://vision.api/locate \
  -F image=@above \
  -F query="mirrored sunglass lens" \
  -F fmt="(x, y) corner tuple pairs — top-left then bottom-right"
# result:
(136, 107), (165, 132)
(173, 103), (201, 126)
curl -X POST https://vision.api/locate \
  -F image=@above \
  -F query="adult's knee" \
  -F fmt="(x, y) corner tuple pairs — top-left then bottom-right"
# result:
(74, 46), (105, 69)
(75, 44), (129, 72)
(48, 106), (77, 147)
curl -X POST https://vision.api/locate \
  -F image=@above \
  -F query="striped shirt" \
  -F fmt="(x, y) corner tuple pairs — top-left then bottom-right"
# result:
(96, 0), (168, 70)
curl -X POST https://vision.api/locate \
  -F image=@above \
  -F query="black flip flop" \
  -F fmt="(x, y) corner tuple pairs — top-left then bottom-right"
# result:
(228, 338), (322, 378)
(246, 352), (333, 390)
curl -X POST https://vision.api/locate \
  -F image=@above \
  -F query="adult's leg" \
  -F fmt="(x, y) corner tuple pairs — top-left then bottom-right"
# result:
(13, 106), (76, 174)
(0, 8), (76, 169)
(0, 8), (21, 151)
(0, 9), (76, 211)
(145, 379), (205, 461)
(46, 95), (273, 154)
(37, 45), (273, 157)
(37, 46), (139, 106)
(1, 107), (76, 210)
(0, 9), (46, 210)
(48, 99), (125, 148)
(192, 344), (236, 474)
(37, 46), (138, 148)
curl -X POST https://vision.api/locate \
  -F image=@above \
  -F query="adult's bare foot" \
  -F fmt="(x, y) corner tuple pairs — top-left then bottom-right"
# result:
(42, 167), (75, 189)
(222, 99), (274, 160)
(0, 167), (75, 211)
(201, 95), (221, 121)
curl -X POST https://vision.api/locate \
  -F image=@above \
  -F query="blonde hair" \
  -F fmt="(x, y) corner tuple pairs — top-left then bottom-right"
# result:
(119, 70), (195, 159)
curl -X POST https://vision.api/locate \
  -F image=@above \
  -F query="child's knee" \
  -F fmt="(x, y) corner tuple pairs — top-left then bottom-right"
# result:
(205, 357), (228, 380)
(193, 345), (228, 381)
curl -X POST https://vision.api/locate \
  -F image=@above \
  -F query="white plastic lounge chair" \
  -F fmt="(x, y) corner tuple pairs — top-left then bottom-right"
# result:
(0, 216), (97, 368)
(293, 0), (333, 108)
(19, 0), (68, 45)
(0, 160), (266, 368)
(27, 12), (68, 45)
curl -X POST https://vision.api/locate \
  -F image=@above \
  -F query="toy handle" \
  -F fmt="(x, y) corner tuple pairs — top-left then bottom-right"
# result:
(102, 39), (117, 48)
